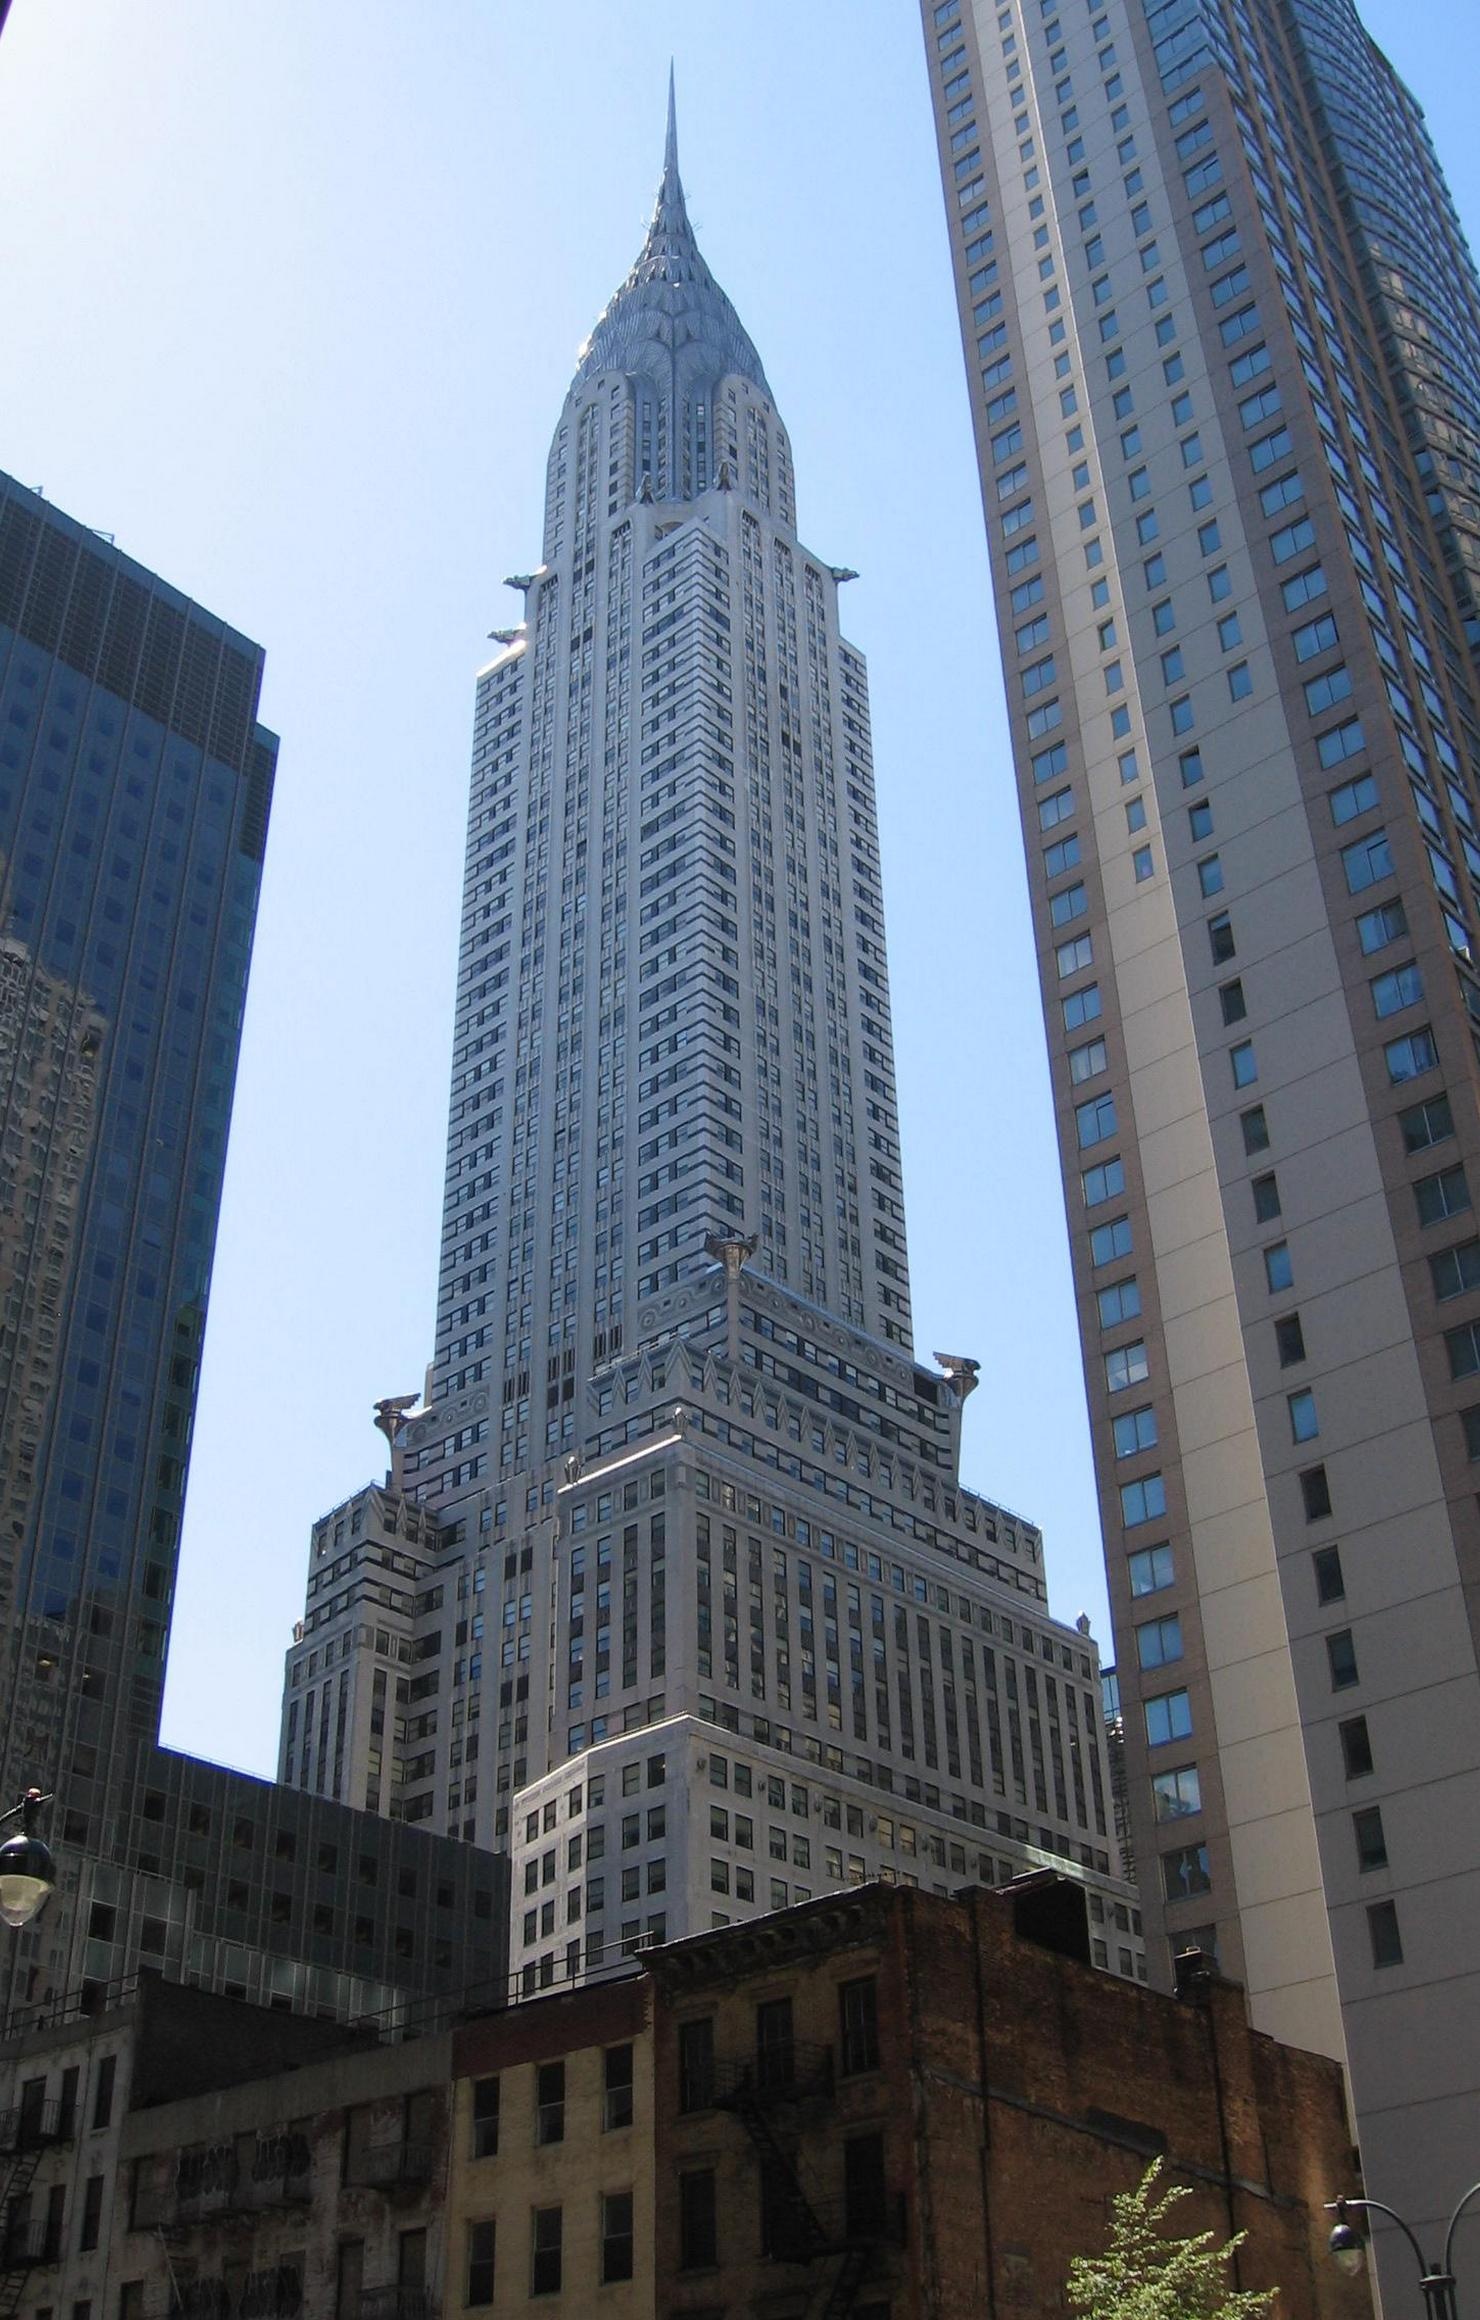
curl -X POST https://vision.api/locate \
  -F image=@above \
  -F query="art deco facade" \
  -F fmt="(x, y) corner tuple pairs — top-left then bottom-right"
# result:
(919, 0), (1480, 2264)
(280, 100), (1141, 1985)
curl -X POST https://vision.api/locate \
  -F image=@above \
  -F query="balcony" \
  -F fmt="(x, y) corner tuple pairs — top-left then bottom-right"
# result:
(352, 2290), (437, 2320)
(0, 2218), (63, 2271)
(344, 2140), (435, 2191)
(769, 2191), (908, 2264)
(0, 2097), (71, 2153)
(712, 2038), (834, 2106)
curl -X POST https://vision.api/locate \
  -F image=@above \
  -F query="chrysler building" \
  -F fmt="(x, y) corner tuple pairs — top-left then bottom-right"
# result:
(280, 90), (1138, 1986)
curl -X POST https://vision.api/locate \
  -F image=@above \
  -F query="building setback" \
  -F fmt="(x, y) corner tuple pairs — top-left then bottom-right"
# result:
(0, 1880), (1367, 2320)
(278, 89), (1143, 1988)
(917, 0), (1480, 2280)
(0, 474), (504, 2024)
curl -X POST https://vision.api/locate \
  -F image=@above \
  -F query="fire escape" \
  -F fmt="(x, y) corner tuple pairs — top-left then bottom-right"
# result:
(711, 2033), (904, 2319)
(0, 2095), (72, 2320)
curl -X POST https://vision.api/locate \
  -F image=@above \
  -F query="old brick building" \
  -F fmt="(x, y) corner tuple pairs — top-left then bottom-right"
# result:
(648, 1876), (1370, 2320)
(1, 1879), (1369, 2319)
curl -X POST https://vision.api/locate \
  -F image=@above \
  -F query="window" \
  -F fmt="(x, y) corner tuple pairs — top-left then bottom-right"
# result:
(1264, 1241), (1293, 1292)
(1050, 882), (1088, 927)
(1430, 1241), (1480, 1301)
(603, 2044), (634, 2131)
(466, 2219), (496, 2308)
(79, 2176), (104, 2253)
(1313, 1546), (1345, 1604)
(1403, 1094), (1455, 1157)
(1300, 1464), (1332, 1521)
(1318, 718), (1366, 769)
(1128, 1542), (1174, 1596)
(1083, 1158), (1126, 1206)
(1275, 1313), (1306, 1366)
(1162, 1843), (1212, 1899)
(678, 2017), (714, 2112)
(844, 2133), (889, 2245)
(756, 1997), (795, 2092)
(1090, 1216), (1133, 1265)
(1293, 613), (1339, 661)
(1252, 1172), (1280, 1222)
(1133, 844), (1155, 881)
(1227, 661), (1252, 701)
(1114, 1407), (1158, 1458)
(601, 2191), (635, 2284)
(1076, 1092), (1118, 1147)
(1064, 982), (1102, 1029)
(1447, 1320), (1480, 1380)
(531, 2208), (563, 2296)
(1288, 1388), (1318, 1442)
(1197, 856), (1224, 898)
(1208, 912), (1235, 965)
(839, 1977), (880, 2074)
(1230, 1040), (1257, 1088)
(1282, 564), (1327, 610)
(1385, 1027), (1438, 1084)
(91, 2058), (116, 2133)
(1367, 1900), (1403, 1968)
(1136, 1613), (1182, 1668)
(1416, 1164), (1471, 1228)
(1152, 1764), (1201, 1819)
(1145, 1690), (1192, 1745)
(1104, 1340), (1149, 1393)
(1340, 1715), (1374, 1778)
(535, 2061), (565, 2146)
(1327, 1630), (1359, 1689)
(1189, 801), (1214, 843)
(1121, 1473), (1167, 1525)
(1097, 1279), (1141, 1327)
(1057, 933), (1094, 979)
(679, 2170), (718, 2271)
(1353, 1807), (1387, 1872)
(1357, 898), (1406, 954)
(471, 2077), (499, 2159)
(1240, 1106), (1269, 1155)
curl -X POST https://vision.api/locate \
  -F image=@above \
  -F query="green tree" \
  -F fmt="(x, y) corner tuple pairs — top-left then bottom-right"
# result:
(1066, 2160), (1280, 2320)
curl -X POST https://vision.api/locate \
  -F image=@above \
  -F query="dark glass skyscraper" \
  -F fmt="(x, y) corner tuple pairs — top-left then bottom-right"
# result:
(0, 473), (273, 1826)
(0, 476), (505, 2024)
(921, 0), (1480, 2278)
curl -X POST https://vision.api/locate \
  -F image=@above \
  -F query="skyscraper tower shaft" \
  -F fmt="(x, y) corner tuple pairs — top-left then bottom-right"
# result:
(281, 94), (1137, 1989)
(920, 0), (1480, 2282)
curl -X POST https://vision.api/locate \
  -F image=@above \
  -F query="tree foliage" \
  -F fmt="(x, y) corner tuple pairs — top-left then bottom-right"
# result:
(1066, 2160), (1280, 2320)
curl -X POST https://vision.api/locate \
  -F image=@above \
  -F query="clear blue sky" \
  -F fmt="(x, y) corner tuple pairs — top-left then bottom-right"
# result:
(1, 0), (1474, 1778)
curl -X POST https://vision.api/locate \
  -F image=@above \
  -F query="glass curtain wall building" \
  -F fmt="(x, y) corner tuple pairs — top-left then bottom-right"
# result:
(919, 0), (1480, 2263)
(0, 477), (504, 2027)
(280, 97), (1143, 1990)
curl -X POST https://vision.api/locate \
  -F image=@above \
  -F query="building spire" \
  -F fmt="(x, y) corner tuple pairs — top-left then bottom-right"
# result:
(568, 67), (772, 410)
(651, 61), (690, 247)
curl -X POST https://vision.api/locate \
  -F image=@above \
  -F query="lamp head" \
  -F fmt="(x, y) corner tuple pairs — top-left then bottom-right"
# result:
(0, 1791), (56, 1930)
(1327, 2204), (1368, 2279)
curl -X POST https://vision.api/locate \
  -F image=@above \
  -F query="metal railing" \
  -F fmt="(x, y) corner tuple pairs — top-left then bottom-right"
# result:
(712, 2037), (835, 2103)
(0, 2097), (71, 2153)
(353, 2289), (437, 2320)
(0, 2218), (63, 2270)
(343, 2140), (435, 2191)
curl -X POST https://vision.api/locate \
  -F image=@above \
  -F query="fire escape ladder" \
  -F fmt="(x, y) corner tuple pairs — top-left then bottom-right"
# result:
(818, 2242), (873, 2320)
(0, 2144), (46, 2320)
(727, 2078), (828, 2262)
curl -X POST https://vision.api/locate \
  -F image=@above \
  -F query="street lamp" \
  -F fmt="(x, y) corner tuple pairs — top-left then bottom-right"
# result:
(1327, 2187), (1480, 2320)
(0, 1790), (56, 1930)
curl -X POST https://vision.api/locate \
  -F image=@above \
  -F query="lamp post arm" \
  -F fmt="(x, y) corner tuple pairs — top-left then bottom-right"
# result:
(0, 1792), (53, 1832)
(1332, 2198), (1436, 2282)
(1445, 2184), (1480, 2280)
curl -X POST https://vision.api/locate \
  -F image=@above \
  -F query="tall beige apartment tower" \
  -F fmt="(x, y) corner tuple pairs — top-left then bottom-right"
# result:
(919, 0), (1480, 2276)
